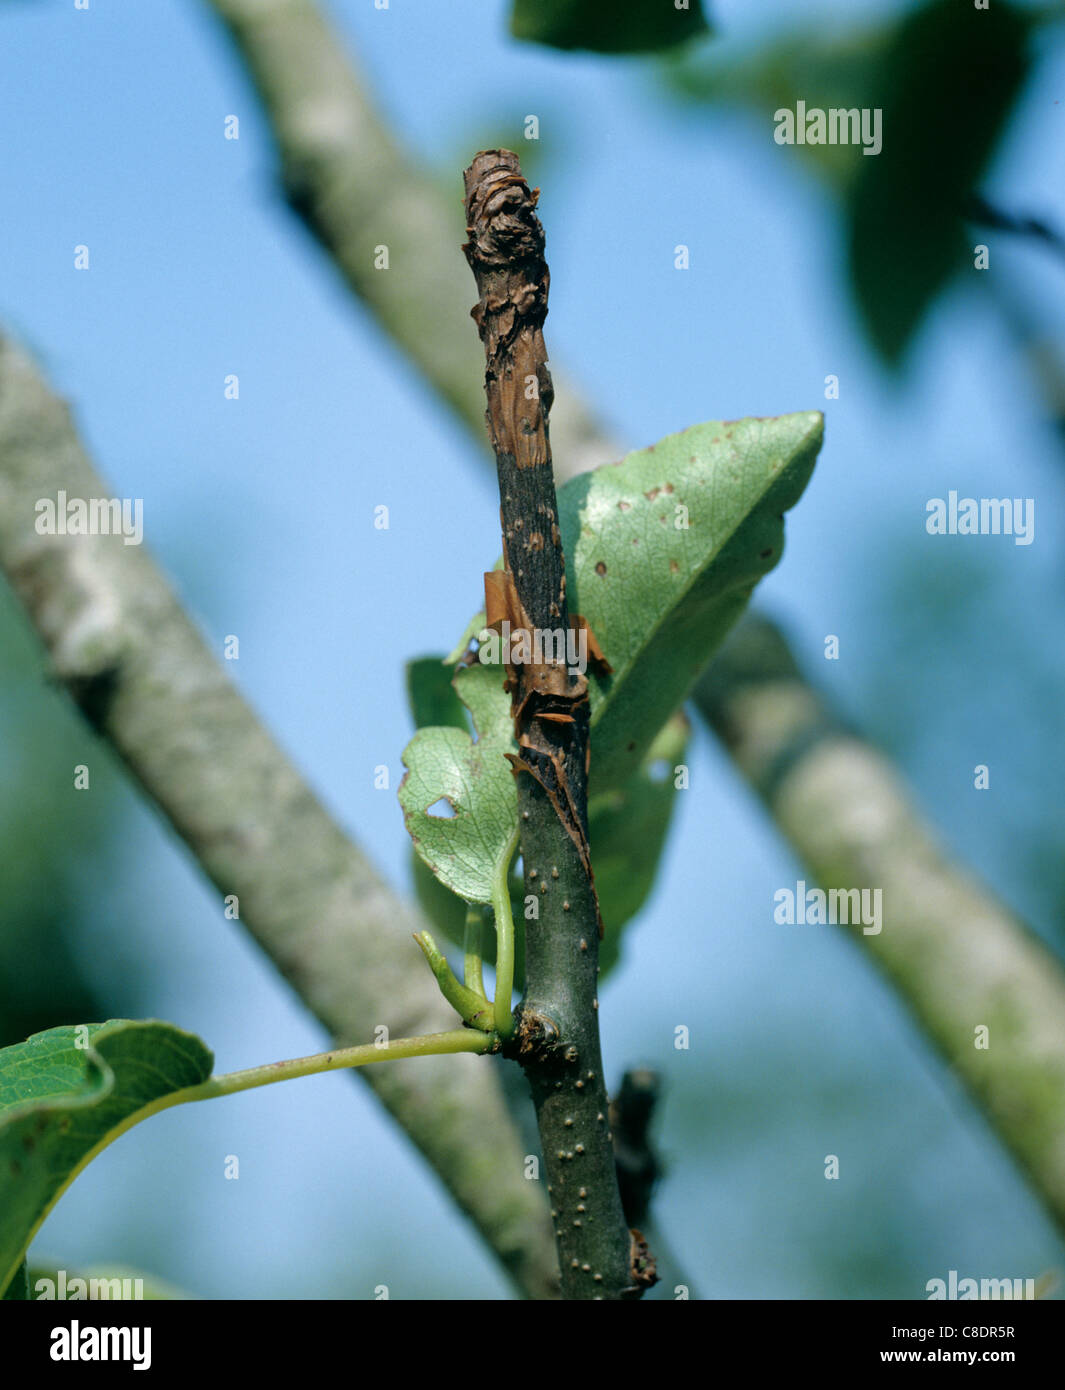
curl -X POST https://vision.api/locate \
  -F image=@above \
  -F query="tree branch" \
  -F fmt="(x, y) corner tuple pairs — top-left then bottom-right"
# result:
(0, 330), (558, 1301)
(696, 614), (1065, 1238)
(463, 151), (646, 1300)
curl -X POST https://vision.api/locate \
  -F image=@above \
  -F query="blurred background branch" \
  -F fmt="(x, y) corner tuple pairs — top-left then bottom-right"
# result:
(697, 614), (1065, 1238)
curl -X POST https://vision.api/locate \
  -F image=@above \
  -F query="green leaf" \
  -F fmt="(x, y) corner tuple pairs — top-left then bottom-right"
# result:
(846, 0), (1031, 363)
(401, 410), (820, 913)
(405, 658), (514, 972)
(411, 848), (470, 942)
(564, 411), (821, 790)
(511, 0), (710, 55)
(406, 656), (468, 733)
(0, 1020), (213, 1296)
(590, 712), (689, 977)
(399, 663), (518, 905)
(3, 1259), (27, 1300)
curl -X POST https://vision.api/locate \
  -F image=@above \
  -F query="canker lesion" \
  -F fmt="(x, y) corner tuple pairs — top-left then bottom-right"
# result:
(514, 1008), (562, 1062)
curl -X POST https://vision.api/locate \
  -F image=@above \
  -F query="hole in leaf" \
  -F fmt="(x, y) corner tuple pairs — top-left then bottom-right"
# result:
(426, 797), (457, 819)
(648, 759), (671, 784)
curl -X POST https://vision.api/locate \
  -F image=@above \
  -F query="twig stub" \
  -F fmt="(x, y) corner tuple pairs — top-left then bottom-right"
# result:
(463, 149), (554, 471)
(464, 150), (592, 859)
(465, 152), (601, 938)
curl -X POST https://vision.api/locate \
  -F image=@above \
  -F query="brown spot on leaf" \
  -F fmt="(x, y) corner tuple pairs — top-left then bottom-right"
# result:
(595, 561), (607, 576)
